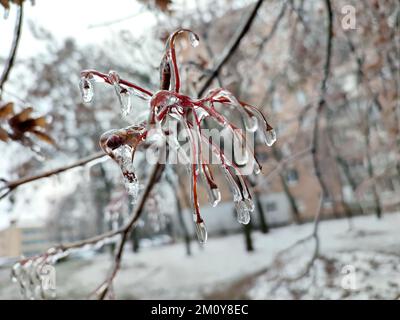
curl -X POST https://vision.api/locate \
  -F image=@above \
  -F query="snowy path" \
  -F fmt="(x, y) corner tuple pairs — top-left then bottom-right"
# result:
(1, 212), (399, 299)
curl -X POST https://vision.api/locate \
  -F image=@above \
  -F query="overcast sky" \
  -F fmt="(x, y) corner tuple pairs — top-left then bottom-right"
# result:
(1, 0), (157, 59)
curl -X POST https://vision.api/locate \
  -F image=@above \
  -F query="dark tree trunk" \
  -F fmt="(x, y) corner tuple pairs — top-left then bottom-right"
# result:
(254, 192), (269, 233)
(243, 219), (254, 252)
(365, 111), (383, 219)
(247, 177), (269, 233)
(131, 228), (140, 253)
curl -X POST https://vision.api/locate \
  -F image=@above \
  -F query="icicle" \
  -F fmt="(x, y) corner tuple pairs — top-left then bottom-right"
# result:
(232, 129), (249, 166)
(222, 167), (242, 202)
(79, 76), (94, 103)
(241, 103), (277, 146)
(211, 89), (257, 132)
(235, 200), (251, 225)
(207, 187), (221, 207)
(194, 106), (209, 122)
(113, 145), (140, 204)
(195, 221), (207, 244)
(107, 71), (132, 116)
(189, 32), (200, 47)
(200, 164), (221, 207)
(244, 116), (258, 132)
(263, 128), (277, 146)
(118, 88), (132, 117)
(10, 262), (21, 283)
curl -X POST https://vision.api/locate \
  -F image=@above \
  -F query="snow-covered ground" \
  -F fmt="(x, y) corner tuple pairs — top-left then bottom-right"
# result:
(1, 212), (400, 299)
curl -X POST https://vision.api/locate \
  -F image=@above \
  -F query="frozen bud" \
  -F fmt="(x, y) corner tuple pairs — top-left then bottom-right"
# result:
(79, 77), (94, 103)
(235, 200), (253, 225)
(189, 32), (200, 47)
(263, 128), (277, 147)
(195, 221), (207, 244)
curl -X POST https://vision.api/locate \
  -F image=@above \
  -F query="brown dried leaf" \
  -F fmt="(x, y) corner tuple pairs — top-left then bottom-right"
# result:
(31, 130), (54, 145)
(13, 106), (33, 122)
(155, 0), (172, 12)
(0, 102), (14, 118)
(1, 0), (25, 10)
(0, 127), (9, 141)
(31, 116), (47, 128)
(139, 0), (172, 12)
(0, 0), (10, 10)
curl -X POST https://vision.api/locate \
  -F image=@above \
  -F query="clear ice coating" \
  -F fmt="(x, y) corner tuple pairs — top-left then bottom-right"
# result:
(263, 128), (277, 146)
(10, 259), (56, 300)
(235, 200), (251, 225)
(113, 145), (140, 204)
(189, 32), (200, 47)
(117, 88), (132, 116)
(107, 70), (133, 116)
(79, 77), (94, 103)
(207, 187), (221, 207)
(195, 221), (208, 244)
(244, 116), (258, 132)
(253, 163), (261, 175)
(11, 235), (120, 299)
(232, 130), (249, 166)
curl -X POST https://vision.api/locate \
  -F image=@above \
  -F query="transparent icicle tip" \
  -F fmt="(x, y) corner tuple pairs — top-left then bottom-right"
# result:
(195, 221), (207, 244)
(245, 116), (258, 132)
(79, 77), (94, 104)
(189, 32), (200, 47)
(235, 199), (254, 225)
(116, 88), (132, 117)
(207, 187), (221, 207)
(264, 128), (277, 147)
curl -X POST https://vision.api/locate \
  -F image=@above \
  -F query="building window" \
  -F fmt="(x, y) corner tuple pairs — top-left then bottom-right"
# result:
(266, 202), (277, 212)
(286, 169), (299, 184)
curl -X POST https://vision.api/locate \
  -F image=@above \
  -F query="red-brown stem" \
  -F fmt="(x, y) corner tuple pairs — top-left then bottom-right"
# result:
(81, 69), (153, 97)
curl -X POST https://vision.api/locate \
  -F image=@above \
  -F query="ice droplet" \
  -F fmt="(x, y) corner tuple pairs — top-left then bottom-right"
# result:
(232, 131), (249, 166)
(207, 187), (221, 207)
(108, 70), (120, 84)
(108, 70), (133, 116)
(189, 32), (200, 47)
(195, 107), (209, 122)
(195, 221), (207, 244)
(222, 167), (241, 202)
(79, 77), (94, 103)
(117, 88), (132, 116)
(113, 145), (140, 204)
(10, 262), (21, 283)
(244, 116), (258, 132)
(263, 128), (277, 146)
(235, 201), (252, 225)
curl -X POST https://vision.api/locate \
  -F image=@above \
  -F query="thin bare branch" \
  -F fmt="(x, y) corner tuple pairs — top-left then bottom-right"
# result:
(0, 3), (23, 98)
(0, 151), (106, 199)
(197, 0), (265, 97)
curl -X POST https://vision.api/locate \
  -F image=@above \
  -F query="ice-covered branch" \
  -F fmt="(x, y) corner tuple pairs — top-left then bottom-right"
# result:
(197, 0), (265, 97)
(0, 151), (106, 200)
